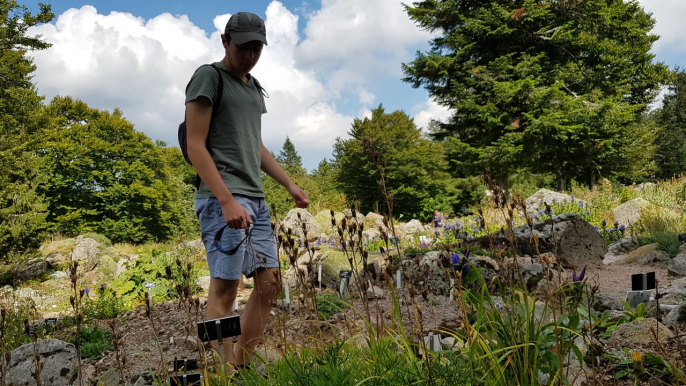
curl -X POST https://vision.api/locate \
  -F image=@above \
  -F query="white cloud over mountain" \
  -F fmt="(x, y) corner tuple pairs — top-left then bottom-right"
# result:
(27, 0), (446, 169)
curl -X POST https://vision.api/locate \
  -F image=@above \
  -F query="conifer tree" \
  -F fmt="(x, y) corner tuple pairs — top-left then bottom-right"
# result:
(0, 1), (54, 258)
(403, 0), (670, 190)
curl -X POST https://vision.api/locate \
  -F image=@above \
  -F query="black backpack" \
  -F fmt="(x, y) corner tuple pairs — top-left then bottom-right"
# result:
(178, 64), (266, 190)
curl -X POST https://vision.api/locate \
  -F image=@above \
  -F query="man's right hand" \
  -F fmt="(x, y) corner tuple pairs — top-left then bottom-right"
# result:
(220, 197), (252, 229)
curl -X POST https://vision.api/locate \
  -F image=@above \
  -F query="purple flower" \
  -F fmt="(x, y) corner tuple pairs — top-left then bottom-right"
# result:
(619, 225), (626, 232)
(533, 214), (539, 221)
(594, 225), (599, 231)
(614, 221), (619, 228)
(84, 286), (91, 296)
(601, 219), (607, 229)
(572, 266), (587, 284)
(435, 230), (440, 236)
(450, 252), (461, 267)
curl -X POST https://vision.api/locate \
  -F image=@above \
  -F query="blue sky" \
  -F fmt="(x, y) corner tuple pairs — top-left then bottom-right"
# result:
(23, 0), (686, 171)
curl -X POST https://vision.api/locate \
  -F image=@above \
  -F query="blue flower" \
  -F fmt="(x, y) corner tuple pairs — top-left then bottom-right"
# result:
(594, 225), (599, 231)
(614, 221), (619, 228)
(601, 219), (607, 229)
(450, 252), (461, 266)
(533, 214), (539, 221)
(619, 225), (626, 232)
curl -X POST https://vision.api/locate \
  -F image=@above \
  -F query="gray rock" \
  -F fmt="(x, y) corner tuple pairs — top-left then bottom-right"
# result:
(668, 253), (686, 276)
(440, 336), (463, 350)
(661, 277), (686, 304)
(281, 208), (319, 242)
(663, 302), (686, 328)
(366, 285), (384, 299)
(44, 252), (68, 269)
(181, 239), (204, 251)
(131, 371), (155, 386)
(607, 237), (640, 255)
(612, 198), (651, 227)
(7, 339), (76, 386)
(12, 258), (48, 282)
(342, 209), (365, 223)
(607, 318), (673, 345)
(172, 335), (200, 351)
(476, 213), (607, 267)
(70, 236), (100, 262)
(637, 250), (670, 265)
(49, 271), (68, 280)
(195, 276), (211, 292)
(401, 252), (451, 295)
(525, 189), (589, 214)
(400, 219), (425, 235)
(115, 254), (138, 277)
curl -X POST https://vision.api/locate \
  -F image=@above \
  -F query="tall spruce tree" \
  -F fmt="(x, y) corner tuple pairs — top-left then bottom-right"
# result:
(403, 0), (669, 190)
(0, 1), (54, 259)
(655, 69), (686, 179)
(275, 136), (306, 176)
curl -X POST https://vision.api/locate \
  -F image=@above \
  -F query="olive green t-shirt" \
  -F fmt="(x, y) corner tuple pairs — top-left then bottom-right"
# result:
(185, 62), (267, 199)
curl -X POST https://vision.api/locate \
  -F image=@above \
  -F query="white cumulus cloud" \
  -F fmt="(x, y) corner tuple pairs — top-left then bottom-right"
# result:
(413, 99), (452, 131)
(27, 0), (435, 169)
(639, 0), (686, 55)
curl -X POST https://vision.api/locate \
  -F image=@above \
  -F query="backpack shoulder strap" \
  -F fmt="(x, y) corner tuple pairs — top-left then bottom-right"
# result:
(251, 75), (269, 99)
(208, 64), (224, 113)
(193, 64), (225, 190)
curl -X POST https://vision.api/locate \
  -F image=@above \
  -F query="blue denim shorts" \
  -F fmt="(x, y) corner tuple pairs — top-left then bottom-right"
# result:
(195, 195), (278, 280)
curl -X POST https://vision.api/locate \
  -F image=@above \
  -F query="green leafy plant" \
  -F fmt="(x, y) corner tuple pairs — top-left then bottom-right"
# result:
(67, 325), (112, 361)
(81, 286), (128, 321)
(316, 293), (349, 320)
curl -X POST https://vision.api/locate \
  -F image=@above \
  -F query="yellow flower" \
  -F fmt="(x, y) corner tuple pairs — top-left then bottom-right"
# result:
(632, 351), (643, 364)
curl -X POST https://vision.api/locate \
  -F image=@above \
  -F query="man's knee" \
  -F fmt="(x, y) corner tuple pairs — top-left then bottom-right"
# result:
(254, 268), (282, 301)
(208, 277), (239, 305)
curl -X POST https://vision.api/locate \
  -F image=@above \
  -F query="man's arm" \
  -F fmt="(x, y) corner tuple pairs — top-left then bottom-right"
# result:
(260, 142), (309, 208)
(186, 98), (252, 228)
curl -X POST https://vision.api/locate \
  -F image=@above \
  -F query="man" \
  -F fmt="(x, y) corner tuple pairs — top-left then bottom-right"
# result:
(184, 12), (308, 372)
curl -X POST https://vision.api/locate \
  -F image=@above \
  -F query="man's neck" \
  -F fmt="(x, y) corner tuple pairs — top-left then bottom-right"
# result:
(221, 58), (249, 83)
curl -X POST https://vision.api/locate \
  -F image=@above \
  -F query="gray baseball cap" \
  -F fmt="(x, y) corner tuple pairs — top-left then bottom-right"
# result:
(225, 12), (268, 46)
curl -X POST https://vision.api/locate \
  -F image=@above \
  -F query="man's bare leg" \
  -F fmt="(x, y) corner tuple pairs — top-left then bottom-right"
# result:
(233, 267), (281, 366)
(206, 277), (240, 366)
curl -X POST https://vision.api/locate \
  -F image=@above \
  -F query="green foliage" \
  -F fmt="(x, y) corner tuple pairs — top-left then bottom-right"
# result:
(634, 207), (686, 255)
(0, 0), (54, 259)
(403, 0), (670, 189)
(264, 140), (347, 218)
(654, 68), (686, 179)
(67, 325), (112, 361)
(232, 338), (478, 385)
(109, 247), (201, 305)
(333, 105), (457, 219)
(81, 286), (128, 321)
(315, 293), (349, 320)
(608, 349), (675, 383)
(0, 295), (40, 351)
(39, 97), (194, 244)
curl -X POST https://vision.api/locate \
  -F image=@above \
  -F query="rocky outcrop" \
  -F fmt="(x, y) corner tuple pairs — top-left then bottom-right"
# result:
(607, 318), (673, 345)
(663, 302), (686, 329)
(612, 198), (651, 227)
(281, 209), (319, 242)
(8, 339), (77, 386)
(400, 219), (425, 236)
(668, 252), (686, 276)
(12, 258), (48, 282)
(525, 189), (589, 214)
(475, 213), (607, 267)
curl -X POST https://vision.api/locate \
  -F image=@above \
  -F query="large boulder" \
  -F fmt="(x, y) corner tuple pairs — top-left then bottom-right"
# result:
(313, 210), (343, 235)
(12, 258), (48, 282)
(668, 252), (686, 276)
(7, 339), (77, 386)
(661, 277), (686, 304)
(525, 189), (589, 214)
(475, 213), (607, 267)
(281, 250), (355, 292)
(607, 318), (673, 345)
(612, 198), (651, 227)
(663, 302), (686, 329)
(401, 251), (451, 295)
(400, 219), (425, 236)
(281, 209), (319, 242)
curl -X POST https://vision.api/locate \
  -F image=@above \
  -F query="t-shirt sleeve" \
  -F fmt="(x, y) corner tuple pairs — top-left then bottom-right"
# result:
(185, 65), (220, 105)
